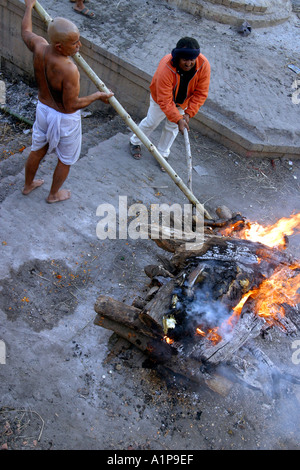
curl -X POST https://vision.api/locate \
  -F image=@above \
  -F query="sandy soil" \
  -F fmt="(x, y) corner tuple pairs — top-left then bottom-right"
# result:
(1, 2), (300, 453)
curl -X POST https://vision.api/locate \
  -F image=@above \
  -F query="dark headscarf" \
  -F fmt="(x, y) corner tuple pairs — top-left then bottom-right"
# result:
(171, 47), (200, 62)
(171, 37), (200, 67)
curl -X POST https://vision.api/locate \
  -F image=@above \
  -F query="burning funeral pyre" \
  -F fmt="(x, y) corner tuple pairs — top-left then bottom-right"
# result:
(94, 211), (300, 395)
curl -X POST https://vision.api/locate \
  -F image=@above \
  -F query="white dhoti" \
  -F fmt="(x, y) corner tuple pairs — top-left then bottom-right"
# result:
(31, 101), (82, 165)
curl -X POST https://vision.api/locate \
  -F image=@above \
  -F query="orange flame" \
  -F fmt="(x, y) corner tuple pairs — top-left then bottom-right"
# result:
(195, 213), (300, 345)
(221, 213), (300, 249)
(205, 264), (300, 344)
(206, 327), (222, 345)
(238, 264), (300, 324)
(164, 335), (174, 345)
(196, 327), (206, 337)
(196, 326), (222, 344)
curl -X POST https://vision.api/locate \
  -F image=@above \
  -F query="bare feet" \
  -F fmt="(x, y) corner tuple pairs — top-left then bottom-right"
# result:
(22, 179), (45, 195)
(46, 189), (71, 204)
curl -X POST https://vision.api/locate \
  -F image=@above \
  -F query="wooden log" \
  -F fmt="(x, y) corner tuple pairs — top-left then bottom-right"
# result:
(283, 304), (300, 330)
(94, 295), (179, 364)
(188, 311), (262, 365)
(173, 234), (293, 265)
(94, 315), (174, 363)
(153, 238), (184, 253)
(93, 296), (213, 387)
(93, 232), (300, 392)
(93, 296), (255, 395)
(94, 295), (206, 376)
(144, 264), (174, 280)
(94, 295), (164, 338)
(171, 234), (293, 273)
(145, 223), (199, 254)
(141, 279), (177, 327)
(95, 295), (143, 330)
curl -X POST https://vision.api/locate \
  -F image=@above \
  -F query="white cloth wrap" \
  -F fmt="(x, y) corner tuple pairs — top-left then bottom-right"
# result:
(31, 101), (82, 165)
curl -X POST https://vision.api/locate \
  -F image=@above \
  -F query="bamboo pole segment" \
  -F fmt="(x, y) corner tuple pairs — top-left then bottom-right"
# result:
(183, 128), (192, 192)
(32, 1), (213, 220)
(33, 0), (52, 24)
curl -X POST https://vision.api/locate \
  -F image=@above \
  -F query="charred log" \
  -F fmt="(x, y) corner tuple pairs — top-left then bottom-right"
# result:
(171, 235), (293, 271)
(94, 295), (176, 364)
(94, 219), (300, 395)
(187, 311), (262, 365)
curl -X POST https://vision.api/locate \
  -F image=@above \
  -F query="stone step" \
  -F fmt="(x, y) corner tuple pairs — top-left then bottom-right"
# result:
(204, 0), (268, 14)
(292, 0), (300, 12)
(166, 0), (292, 26)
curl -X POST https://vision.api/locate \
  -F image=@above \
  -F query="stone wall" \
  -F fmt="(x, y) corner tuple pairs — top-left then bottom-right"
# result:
(0, 0), (151, 117)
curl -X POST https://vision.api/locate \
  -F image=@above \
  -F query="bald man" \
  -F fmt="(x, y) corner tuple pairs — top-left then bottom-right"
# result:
(21, 0), (113, 203)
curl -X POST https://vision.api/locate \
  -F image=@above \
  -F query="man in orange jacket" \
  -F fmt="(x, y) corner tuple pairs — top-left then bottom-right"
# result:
(129, 37), (210, 171)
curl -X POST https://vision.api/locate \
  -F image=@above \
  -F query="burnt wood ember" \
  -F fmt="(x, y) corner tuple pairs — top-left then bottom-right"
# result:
(94, 227), (300, 395)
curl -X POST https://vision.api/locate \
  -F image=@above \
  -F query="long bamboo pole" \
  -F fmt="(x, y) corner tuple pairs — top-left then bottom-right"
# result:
(183, 128), (192, 192)
(32, 1), (213, 220)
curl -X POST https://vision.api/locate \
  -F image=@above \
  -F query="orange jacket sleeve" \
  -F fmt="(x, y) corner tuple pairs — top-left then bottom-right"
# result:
(149, 54), (210, 123)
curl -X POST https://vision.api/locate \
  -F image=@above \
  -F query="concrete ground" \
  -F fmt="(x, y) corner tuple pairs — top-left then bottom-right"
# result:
(1, 0), (300, 452)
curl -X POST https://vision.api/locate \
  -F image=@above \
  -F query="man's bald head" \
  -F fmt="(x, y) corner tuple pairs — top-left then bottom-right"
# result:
(48, 17), (79, 45)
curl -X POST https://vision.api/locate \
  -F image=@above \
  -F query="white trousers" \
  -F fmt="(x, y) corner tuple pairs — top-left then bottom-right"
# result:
(130, 96), (184, 158)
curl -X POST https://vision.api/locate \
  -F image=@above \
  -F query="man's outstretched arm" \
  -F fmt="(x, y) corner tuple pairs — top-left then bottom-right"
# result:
(22, 0), (48, 52)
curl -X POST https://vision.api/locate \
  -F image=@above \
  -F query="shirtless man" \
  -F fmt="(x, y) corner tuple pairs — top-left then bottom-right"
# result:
(21, 0), (113, 203)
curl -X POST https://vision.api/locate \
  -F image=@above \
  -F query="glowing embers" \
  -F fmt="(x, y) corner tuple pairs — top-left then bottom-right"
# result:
(163, 335), (174, 345)
(196, 327), (222, 345)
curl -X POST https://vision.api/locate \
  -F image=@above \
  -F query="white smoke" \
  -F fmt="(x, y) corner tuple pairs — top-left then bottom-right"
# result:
(185, 288), (232, 337)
